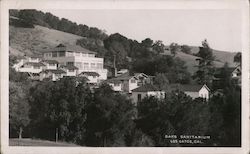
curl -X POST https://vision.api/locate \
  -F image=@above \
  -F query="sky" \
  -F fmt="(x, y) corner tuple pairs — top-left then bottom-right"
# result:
(43, 9), (241, 52)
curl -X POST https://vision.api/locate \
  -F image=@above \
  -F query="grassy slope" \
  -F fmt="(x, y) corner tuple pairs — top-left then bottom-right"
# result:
(188, 46), (237, 65)
(9, 138), (79, 146)
(9, 25), (83, 56)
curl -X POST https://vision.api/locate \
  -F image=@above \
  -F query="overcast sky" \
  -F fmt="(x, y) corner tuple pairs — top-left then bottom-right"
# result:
(43, 9), (241, 52)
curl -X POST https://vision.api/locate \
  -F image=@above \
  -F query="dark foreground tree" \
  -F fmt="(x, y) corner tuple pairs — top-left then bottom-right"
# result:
(28, 77), (92, 145)
(85, 84), (136, 146)
(194, 39), (215, 86)
(9, 82), (30, 139)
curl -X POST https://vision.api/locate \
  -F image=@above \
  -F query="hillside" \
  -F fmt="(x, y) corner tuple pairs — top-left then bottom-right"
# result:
(163, 45), (237, 74)
(9, 25), (83, 56)
(188, 46), (237, 65)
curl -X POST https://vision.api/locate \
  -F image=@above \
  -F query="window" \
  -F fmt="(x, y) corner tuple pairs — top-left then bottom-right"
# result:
(34, 66), (40, 69)
(83, 63), (89, 69)
(82, 53), (87, 57)
(59, 51), (65, 57)
(67, 51), (73, 56)
(52, 52), (57, 57)
(68, 69), (75, 72)
(24, 64), (31, 68)
(49, 64), (55, 66)
(75, 52), (80, 56)
(88, 54), (95, 57)
(67, 62), (74, 66)
(97, 63), (103, 69)
(138, 94), (142, 102)
(131, 79), (136, 83)
(76, 62), (82, 69)
(91, 63), (95, 69)
(46, 53), (52, 57)
(114, 83), (120, 87)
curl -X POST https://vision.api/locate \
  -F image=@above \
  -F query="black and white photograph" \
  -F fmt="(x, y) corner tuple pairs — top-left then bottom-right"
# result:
(1, 0), (249, 154)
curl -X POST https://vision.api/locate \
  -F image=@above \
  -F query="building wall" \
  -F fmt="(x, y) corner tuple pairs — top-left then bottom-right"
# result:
(65, 70), (77, 76)
(28, 57), (40, 63)
(45, 64), (57, 70)
(131, 91), (165, 105)
(18, 66), (43, 74)
(108, 83), (122, 92)
(131, 92), (148, 105)
(128, 78), (139, 93)
(44, 54), (107, 80)
(184, 92), (199, 99)
(199, 86), (209, 100)
(184, 87), (209, 100)
(86, 76), (98, 83)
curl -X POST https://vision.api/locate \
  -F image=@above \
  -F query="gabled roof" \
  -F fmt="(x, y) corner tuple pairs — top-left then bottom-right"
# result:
(134, 73), (149, 78)
(104, 78), (123, 84)
(42, 69), (66, 74)
(115, 72), (138, 80)
(79, 72), (100, 77)
(60, 65), (78, 70)
(24, 62), (45, 67)
(132, 84), (161, 92)
(214, 66), (241, 78)
(43, 43), (96, 54)
(167, 84), (210, 92)
(42, 60), (59, 64)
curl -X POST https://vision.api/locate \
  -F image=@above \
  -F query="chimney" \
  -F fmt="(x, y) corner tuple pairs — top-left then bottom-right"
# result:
(113, 55), (117, 77)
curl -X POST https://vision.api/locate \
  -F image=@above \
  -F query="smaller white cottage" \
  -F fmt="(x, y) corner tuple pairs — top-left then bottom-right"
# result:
(105, 72), (139, 93)
(18, 62), (45, 74)
(131, 84), (165, 105)
(170, 84), (210, 100)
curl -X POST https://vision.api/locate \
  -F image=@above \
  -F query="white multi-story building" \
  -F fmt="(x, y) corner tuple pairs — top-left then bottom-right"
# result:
(43, 44), (107, 81)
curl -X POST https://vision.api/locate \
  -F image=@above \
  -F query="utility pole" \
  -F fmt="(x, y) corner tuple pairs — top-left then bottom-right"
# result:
(55, 128), (58, 143)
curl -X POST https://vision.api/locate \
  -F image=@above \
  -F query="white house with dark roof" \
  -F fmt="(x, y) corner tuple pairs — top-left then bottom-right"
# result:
(131, 84), (210, 104)
(131, 84), (165, 104)
(168, 84), (210, 100)
(18, 62), (45, 74)
(134, 73), (152, 86)
(42, 43), (107, 80)
(78, 71), (100, 84)
(105, 72), (139, 93)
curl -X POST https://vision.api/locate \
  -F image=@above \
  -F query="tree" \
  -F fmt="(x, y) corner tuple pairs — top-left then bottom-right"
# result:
(194, 39), (215, 86)
(85, 84), (136, 146)
(180, 45), (191, 54)
(28, 77), (91, 144)
(153, 73), (169, 90)
(141, 38), (153, 48)
(9, 82), (30, 139)
(169, 43), (180, 57)
(152, 40), (165, 54)
(234, 52), (241, 66)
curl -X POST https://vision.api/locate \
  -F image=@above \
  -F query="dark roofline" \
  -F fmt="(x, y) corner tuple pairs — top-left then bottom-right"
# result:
(43, 43), (96, 54)
(132, 84), (161, 92)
